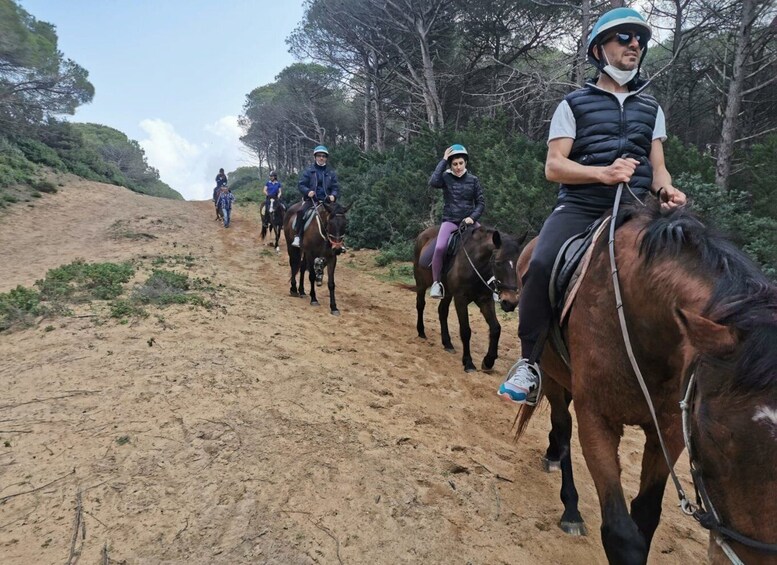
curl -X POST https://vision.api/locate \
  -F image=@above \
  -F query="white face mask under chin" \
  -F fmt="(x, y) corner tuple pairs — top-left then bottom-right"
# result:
(602, 51), (638, 86)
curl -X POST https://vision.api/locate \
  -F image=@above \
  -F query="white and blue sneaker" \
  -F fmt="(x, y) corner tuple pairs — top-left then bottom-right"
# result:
(430, 281), (444, 299)
(498, 359), (540, 406)
(292, 236), (301, 247)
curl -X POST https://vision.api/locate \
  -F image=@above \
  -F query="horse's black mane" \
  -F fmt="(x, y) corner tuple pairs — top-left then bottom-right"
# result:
(626, 201), (777, 391)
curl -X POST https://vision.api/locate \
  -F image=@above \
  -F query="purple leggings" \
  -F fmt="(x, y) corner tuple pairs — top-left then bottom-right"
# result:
(432, 221), (479, 282)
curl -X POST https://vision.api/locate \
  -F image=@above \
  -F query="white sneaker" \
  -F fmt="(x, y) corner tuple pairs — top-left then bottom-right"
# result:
(430, 281), (444, 299)
(497, 359), (540, 406)
(291, 236), (301, 247)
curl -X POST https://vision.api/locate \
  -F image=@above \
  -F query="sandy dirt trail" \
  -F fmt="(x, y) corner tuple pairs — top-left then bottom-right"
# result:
(0, 180), (709, 564)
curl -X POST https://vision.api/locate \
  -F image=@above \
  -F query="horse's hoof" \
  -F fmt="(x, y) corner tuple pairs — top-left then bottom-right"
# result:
(316, 281), (323, 287)
(542, 456), (561, 473)
(310, 300), (320, 306)
(559, 520), (587, 537)
(481, 359), (495, 372)
(331, 309), (340, 316)
(464, 366), (477, 373)
(418, 333), (427, 339)
(444, 346), (455, 353)
(298, 292), (306, 297)
(289, 290), (297, 297)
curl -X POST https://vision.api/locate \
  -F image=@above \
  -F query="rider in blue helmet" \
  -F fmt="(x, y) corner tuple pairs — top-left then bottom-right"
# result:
(427, 144), (485, 299)
(292, 145), (341, 248)
(498, 7), (686, 406)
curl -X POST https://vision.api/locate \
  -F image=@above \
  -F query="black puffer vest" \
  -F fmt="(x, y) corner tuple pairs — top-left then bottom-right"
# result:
(559, 81), (658, 211)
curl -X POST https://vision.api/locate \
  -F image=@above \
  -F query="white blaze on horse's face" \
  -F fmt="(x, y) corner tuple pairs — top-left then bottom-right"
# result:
(753, 405), (777, 440)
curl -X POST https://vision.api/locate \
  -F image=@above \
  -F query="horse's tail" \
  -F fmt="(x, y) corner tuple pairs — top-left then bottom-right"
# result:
(396, 283), (418, 292)
(261, 224), (268, 240)
(512, 394), (544, 441)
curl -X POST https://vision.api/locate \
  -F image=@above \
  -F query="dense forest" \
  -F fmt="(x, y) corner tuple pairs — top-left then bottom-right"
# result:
(239, 0), (777, 276)
(0, 0), (182, 203)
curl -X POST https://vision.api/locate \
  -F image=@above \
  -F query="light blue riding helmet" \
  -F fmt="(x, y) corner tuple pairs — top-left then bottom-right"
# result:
(587, 7), (651, 68)
(447, 144), (468, 162)
(313, 145), (329, 156)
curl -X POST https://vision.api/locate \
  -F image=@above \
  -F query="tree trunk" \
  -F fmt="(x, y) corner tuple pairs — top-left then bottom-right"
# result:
(576, 0), (592, 86)
(716, 0), (756, 189)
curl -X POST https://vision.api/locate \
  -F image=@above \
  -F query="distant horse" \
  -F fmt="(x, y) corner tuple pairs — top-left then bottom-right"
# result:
(283, 200), (350, 315)
(412, 225), (527, 372)
(514, 198), (777, 564)
(261, 197), (285, 252)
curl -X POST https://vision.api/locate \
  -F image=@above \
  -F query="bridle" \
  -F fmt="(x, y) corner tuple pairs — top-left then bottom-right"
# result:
(457, 222), (517, 297)
(313, 202), (346, 250)
(681, 356), (777, 563)
(609, 182), (777, 564)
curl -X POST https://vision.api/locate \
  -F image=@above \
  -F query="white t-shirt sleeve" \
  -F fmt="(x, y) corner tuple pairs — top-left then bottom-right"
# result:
(653, 105), (667, 141)
(548, 100), (576, 143)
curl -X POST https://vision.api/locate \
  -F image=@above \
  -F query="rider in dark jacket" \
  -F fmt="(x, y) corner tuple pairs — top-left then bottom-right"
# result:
(428, 144), (485, 299)
(292, 145), (340, 247)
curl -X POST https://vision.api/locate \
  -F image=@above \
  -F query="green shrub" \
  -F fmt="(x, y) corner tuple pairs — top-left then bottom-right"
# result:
(33, 180), (57, 193)
(375, 239), (415, 266)
(110, 300), (148, 319)
(0, 285), (43, 331)
(35, 260), (134, 302)
(133, 269), (191, 305)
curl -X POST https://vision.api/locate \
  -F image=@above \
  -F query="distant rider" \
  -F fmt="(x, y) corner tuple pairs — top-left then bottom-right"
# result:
(263, 171), (283, 225)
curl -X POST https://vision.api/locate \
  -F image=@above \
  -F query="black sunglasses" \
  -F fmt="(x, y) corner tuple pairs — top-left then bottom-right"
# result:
(609, 31), (646, 48)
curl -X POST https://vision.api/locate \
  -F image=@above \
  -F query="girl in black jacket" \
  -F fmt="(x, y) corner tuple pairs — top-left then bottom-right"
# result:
(428, 144), (485, 299)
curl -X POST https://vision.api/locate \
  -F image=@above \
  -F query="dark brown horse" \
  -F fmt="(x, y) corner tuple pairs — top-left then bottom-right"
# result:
(283, 200), (349, 315)
(261, 197), (285, 252)
(514, 199), (777, 564)
(413, 225), (526, 372)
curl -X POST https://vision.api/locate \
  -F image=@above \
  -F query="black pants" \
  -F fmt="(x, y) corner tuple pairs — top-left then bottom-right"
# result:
(518, 201), (609, 360)
(296, 199), (315, 237)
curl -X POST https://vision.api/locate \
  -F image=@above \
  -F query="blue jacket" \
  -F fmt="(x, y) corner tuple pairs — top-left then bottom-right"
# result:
(216, 191), (235, 211)
(429, 160), (485, 224)
(265, 180), (282, 197)
(298, 164), (339, 201)
(215, 173), (228, 188)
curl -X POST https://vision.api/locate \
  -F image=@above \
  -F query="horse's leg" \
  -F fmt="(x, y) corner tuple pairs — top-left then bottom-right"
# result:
(453, 295), (476, 372)
(577, 410), (647, 564)
(545, 381), (586, 536)
(327, 255), (339, 315)
(289, 249), (300, 296)
(298, 255), (307, 297)
(629, 423), (684, 551)
(438, 294), (454, 351)
(307, 255), (319, 306)
(543, 386), (572, 470)
(416, 287), (427, 338)
(476, 297), (501, 372)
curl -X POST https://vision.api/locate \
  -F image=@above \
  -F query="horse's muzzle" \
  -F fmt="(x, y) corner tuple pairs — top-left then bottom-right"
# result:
(499, 291), (519, 312)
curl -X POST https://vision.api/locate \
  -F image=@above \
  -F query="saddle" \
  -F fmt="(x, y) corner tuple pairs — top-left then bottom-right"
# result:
(546, 215), (611, 367)
(419, 228), (466, 276)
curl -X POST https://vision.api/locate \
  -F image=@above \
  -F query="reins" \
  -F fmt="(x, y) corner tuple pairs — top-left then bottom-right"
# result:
(457, 222), (502, 296)
(609, 183), (777, 563)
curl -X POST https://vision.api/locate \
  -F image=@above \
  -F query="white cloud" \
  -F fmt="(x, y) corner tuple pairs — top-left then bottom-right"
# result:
(139, 116), (255, 201)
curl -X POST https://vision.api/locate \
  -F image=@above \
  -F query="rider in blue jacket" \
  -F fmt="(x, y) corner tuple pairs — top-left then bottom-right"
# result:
(263, 171), (283, 225)
(292, 145), (340, 247)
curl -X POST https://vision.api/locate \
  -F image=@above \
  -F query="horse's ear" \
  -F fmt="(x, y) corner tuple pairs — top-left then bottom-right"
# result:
(343, 202), (353, 213)
(492, 230), (502, 249)
(517, 230), (529, 246)
(675, 308), (737, 357)
(323, 202), (334, 214)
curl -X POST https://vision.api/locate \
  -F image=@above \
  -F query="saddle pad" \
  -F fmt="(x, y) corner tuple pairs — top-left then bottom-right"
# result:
(419, 231), (462, 272)
(559, 216), (611, 324)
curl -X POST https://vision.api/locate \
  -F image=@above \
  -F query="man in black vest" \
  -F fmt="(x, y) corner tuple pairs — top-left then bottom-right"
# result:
(498, 7), (686, 405)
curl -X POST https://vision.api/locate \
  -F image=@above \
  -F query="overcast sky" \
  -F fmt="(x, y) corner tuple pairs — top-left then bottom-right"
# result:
(18, 0), (305, 200)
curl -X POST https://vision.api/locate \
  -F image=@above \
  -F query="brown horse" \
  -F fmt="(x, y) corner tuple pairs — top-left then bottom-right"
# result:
(283, 200), (349, 315)
(261, 197), (285, 252)
(413, 225), (526, 372)
(514, 199), (777, 564)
